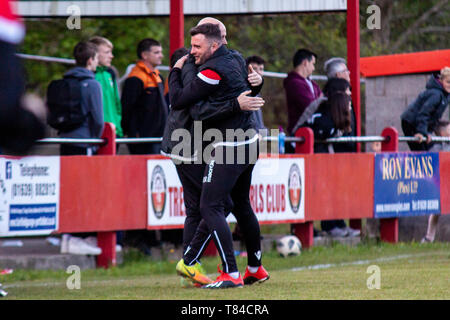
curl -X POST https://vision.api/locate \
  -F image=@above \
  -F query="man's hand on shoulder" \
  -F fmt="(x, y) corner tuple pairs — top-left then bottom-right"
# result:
(173, 54), (189, 70)
(237, 90), (265, 111)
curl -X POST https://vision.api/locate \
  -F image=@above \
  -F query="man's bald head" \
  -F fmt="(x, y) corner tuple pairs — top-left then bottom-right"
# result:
(197, 17), (227, 45)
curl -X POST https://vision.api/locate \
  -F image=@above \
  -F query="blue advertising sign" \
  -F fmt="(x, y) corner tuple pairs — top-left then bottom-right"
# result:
(374, 152), (440, 218)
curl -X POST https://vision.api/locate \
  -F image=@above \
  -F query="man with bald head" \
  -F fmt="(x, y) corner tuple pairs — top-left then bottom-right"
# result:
(197, 17), (261, 87)
(197, 17), (228, 45)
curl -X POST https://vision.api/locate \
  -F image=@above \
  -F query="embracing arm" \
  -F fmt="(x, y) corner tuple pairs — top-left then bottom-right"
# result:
(168, 67), (221, 110)
(190, 90), (265, 121)
(190, 98), (240, 121)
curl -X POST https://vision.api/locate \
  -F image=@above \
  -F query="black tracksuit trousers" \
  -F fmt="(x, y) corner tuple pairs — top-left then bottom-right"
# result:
(181, 142), (262, 274)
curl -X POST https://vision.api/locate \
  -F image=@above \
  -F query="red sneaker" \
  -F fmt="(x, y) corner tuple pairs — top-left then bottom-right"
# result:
(243, 266), (270, 285)
(202, 266), (244, 289)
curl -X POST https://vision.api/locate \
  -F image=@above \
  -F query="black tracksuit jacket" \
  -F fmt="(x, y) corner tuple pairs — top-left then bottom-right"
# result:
(161, 46), (262, 159)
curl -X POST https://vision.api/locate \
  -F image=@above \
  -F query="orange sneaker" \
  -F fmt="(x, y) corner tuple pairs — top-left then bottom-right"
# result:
(243, 266), (270, 285)
(176, 259), (212, 285)
(202, 266), (244, 289)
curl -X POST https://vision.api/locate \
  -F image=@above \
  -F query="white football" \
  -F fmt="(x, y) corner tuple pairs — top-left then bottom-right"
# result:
(276, 235), (302, 257)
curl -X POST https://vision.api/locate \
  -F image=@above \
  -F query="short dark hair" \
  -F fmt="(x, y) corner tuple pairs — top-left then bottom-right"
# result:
(293, 48), (317, 68)
(190, 23), (222, 43)
(170, 47), (189, 68)
(137, 38), (161, 59)
(246, 55), (265, 66)
(73, 41), (98, 67)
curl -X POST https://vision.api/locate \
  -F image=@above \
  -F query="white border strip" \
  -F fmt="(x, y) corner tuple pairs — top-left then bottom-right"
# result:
(17, 0), (347, 17)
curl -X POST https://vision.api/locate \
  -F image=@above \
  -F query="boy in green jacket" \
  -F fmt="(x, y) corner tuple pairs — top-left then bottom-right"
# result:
(89, 36), (123, 139)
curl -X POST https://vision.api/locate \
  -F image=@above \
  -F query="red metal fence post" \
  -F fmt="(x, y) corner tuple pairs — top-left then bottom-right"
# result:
(97, 232), (117, 268)
(97, 122), (116, 156)
(295, 127), (314, 154)
(347, 0), (361, 152)
(170, 0), (184, 57)
(379, 218), (399, 243)
(381, 126), (399, 153)
(292, 221), (314, 250)
(292, 127), (314, 248)
(96, 122), (117, 268)
(349, 219), (362, 231)
(379, 127), (399, 243)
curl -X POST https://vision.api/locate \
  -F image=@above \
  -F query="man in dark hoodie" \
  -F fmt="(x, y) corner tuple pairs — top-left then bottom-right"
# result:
(59, 41), (104, 156)
(401, 67), (450, 151)
(58, 41), (104, 256)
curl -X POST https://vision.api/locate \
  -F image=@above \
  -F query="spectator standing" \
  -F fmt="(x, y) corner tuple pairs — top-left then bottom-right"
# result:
(121, 38), (168, 155)
(422, 120), (450, 243)
(302, 80), (360, 238)
(120, 39), (168, 254)
(323, 57), (356, 153)
(246, 55), (267, 131)
(59, 41), (104, 156)
(284, 49), (322, 137)
(86, 36), (125, 252)
(89, 36), (123, 142)
(58, 41), (104, 255)
(401, 67), (450, 151)
(303, 90), (351, 153)
(320, 78), (361, 237)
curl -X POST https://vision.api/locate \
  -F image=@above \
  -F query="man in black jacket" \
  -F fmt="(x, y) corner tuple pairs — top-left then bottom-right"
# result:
(121, 38), (168, 155)
(162, 19), (265, 286)
(169, 23), (269, 289)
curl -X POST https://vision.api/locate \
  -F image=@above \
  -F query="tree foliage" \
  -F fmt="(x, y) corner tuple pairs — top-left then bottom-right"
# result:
(20, 0), (449, 130)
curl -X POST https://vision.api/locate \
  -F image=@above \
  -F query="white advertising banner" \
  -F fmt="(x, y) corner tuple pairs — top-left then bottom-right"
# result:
(147, 157), (305, 229)
(0, 157), (60, 237)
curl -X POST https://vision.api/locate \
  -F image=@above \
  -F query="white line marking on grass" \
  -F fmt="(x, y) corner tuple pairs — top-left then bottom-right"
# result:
(2, 278), (130, 289)
(289, 252), (443, 272)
